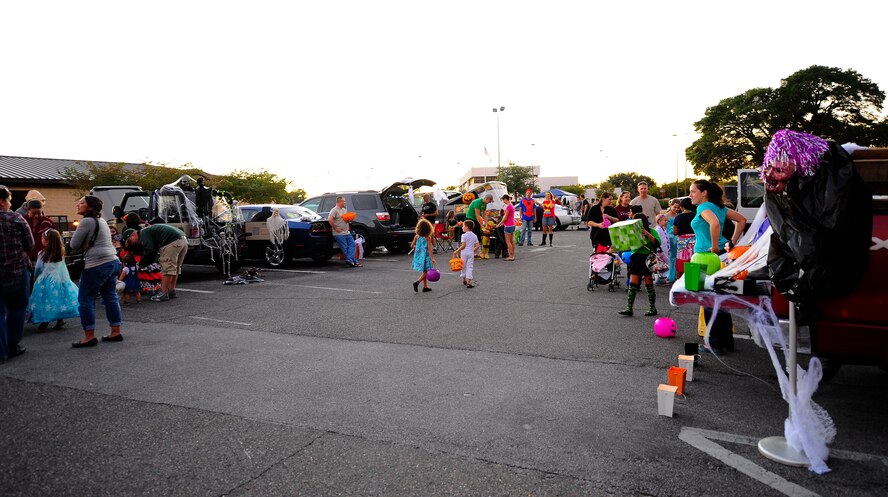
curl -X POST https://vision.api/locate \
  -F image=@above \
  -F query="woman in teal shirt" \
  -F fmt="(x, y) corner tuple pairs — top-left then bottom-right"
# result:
(689, 180), (747, 354)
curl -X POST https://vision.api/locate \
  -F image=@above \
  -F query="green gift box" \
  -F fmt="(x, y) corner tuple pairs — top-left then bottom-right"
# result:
(607, 219), (645, 252)
(684, 262), (706, 292)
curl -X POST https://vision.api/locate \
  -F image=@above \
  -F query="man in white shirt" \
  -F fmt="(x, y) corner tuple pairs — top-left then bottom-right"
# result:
(630, 181), (661, 221)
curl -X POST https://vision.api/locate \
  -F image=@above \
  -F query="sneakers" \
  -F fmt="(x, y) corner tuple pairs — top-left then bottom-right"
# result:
(168, 291), (177, 299)
(150, 292), (169, 302)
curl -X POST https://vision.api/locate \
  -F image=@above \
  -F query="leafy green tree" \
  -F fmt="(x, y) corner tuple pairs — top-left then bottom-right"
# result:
(215, 169), (294, 204)
(659, 178), (697, 199)
(496, 162), (537, 194)
(288, 188), (307, 203)
(688, 65), (888, 181)
(604, 172), (656, 196)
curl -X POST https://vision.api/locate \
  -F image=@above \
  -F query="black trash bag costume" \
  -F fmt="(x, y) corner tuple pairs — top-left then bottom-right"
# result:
(762, 130), (872, 305)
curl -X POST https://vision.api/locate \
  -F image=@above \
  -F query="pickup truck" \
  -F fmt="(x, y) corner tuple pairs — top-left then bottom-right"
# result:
(807, 148), (888, 374)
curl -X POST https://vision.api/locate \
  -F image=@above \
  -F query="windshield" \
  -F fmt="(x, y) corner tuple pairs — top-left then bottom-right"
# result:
(279, 205), (322, 221)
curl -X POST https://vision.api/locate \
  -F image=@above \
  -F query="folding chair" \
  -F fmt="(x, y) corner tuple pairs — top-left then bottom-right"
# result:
(434, 222), (454, 252)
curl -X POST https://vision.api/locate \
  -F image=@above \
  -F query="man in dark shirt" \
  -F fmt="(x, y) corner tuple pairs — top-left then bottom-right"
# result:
(125, 224), (187, 302)
(420, 193), (438, 225)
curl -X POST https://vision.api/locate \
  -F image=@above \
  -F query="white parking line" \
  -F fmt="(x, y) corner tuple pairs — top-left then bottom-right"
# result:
(174, 288), (215, 294)
(292, 285), (383, 294)
(260, 268), (327, 274)
(189, 316), (253, 326)
(680, 427), (888, 496)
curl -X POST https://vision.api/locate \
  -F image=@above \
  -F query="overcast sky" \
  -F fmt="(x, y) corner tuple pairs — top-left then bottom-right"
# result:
(3, 1), (887, 196)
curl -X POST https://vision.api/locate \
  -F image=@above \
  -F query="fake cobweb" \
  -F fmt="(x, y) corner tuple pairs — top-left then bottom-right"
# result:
(670, 206), (836, 474)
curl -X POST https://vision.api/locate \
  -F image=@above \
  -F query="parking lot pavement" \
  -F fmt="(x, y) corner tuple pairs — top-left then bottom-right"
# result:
(3, 230), (887, 496)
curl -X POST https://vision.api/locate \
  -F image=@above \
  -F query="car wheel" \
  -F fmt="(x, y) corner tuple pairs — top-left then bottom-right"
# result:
(310, 252), (333, 263)
(264, 242), (290, 268)
(555, 218), (564, 231)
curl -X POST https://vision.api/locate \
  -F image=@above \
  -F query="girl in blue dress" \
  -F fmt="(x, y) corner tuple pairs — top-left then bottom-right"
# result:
(410, 219), (436, 293)
(28, 229), (80, 330)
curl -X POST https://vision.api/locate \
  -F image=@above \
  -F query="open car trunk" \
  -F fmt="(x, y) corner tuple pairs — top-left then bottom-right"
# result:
(380, 178), (435, 229)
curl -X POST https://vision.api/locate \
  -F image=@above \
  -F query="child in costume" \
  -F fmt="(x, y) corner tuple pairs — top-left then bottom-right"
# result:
(119, 252), (141, 304)
(410, 219), (436, 293)
(618, 214), (661, 317)
(479, 219), (495, 259)
(28, 229), (79, 330)
(454, 219), (480, 288)
(653, 214), (671, 284)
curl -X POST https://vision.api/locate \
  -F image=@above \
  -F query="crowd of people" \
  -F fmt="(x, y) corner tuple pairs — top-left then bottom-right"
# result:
(0, 187), (190, 361)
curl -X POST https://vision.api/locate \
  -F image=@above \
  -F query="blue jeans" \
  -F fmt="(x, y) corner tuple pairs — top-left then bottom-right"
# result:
(519, 219), (533, 245)
(1, 269), (31, 361)
(334, 234), (357, 264)
(78, 259), (122, 332)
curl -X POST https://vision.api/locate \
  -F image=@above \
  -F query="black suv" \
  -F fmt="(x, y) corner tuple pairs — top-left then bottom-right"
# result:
(300, 179), (434, 253)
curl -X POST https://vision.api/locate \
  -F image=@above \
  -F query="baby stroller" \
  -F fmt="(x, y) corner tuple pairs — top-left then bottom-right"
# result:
(587, 251), (621, 292)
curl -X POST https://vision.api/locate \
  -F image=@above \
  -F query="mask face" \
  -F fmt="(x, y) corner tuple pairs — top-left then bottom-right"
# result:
(763, 159), (796, 193)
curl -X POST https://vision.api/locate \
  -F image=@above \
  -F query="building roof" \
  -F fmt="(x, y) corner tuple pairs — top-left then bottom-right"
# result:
(0, 155), (143, 185)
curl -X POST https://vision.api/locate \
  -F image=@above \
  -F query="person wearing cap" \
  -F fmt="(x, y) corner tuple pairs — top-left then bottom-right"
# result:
(125, 223), (187, 302)
(517, 189), (536, 246)
(15, 190), (46, 217)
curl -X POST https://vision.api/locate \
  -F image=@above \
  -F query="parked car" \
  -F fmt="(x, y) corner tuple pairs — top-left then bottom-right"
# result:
(238, 204), (335, 267)
(533, 202), (581, 230)
(300, 178), (435, 254)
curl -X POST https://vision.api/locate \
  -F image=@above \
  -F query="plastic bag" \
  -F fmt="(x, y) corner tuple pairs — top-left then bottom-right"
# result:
(765, 141), (872, 303)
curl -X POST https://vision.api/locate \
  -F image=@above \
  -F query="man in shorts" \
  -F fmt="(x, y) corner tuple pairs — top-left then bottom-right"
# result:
(125, 224), (187, 302)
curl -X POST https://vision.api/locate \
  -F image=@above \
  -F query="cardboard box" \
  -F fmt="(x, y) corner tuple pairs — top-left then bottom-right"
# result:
(608, 219), (645, 252)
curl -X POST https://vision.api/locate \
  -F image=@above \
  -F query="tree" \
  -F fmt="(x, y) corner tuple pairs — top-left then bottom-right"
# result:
(496, 162), (537, 194)
(604, 172), (657, 196)
(215, 169), (294, 204)
(289, 188), (307, 203)
(688, 65), (888, 181)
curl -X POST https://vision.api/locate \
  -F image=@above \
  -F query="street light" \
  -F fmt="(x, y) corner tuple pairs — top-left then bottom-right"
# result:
(492, 106), (505, 168)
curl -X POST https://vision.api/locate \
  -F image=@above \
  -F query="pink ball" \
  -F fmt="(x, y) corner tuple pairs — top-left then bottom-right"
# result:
(427, 268), (441, 282)
(654, 318), (677, 338)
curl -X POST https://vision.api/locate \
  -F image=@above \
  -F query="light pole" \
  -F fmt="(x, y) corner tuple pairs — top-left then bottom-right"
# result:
(672, 134), (680, 198)
(492, 106), (505, 168)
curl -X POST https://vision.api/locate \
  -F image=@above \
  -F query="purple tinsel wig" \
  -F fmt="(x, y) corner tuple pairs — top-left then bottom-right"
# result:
(761, 129), (829, 182)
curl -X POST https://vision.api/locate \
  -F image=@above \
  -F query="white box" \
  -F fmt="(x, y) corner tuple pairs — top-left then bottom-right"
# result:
(678, 355), (695, 382)
(658, 384), (678, 417)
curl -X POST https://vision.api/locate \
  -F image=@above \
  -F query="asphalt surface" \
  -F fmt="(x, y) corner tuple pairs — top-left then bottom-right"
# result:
(2, 229), (887, 496)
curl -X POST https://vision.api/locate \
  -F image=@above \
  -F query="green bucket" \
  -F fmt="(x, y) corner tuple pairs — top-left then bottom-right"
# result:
(684, 262), (706, 292)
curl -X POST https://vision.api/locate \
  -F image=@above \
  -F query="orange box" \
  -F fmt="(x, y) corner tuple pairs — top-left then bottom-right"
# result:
(668, 366), (687, 396)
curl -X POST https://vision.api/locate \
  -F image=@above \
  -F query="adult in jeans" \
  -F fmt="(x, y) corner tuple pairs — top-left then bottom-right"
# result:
(517, 189), (536, 246)
(495, 194), (516, 260)
(69, 196), (122, 347)
(124, 223), (187, 301)
(328, 196), (360, 267)
(0, 185), (34, 362)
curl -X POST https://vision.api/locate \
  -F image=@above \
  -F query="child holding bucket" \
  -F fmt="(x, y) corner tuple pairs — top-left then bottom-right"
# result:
(618, 214), (661, 317)
(410, 219), (436, 293)
(454, 219), (479, 288)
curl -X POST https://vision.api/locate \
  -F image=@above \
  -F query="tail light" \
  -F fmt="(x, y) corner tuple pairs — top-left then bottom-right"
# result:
(191, 226), (200, 238)
(310, 222), (331, 234)
(376, 212), (390, 222)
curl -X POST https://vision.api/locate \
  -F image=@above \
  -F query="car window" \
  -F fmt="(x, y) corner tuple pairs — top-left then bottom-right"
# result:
(240, 208), (259, 221)
(122, 195), (149, 213)
(351, 194), (378, 211)
(301, 198), (321, 212)
(318, 196), (337, 213)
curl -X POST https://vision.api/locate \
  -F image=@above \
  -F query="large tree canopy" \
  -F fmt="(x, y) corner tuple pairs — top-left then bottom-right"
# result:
(688, 65), (888, 181)
(496, 162), (537, 194)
